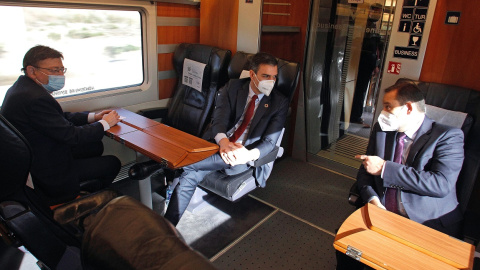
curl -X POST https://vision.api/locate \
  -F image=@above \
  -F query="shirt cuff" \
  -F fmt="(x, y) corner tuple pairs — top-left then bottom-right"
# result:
(88, 112), (95, 123)
(367, 195), (379, 203)
(215, 133), (228, 145)
(99, 120), (110, 131)
(381, 161), (386, 178)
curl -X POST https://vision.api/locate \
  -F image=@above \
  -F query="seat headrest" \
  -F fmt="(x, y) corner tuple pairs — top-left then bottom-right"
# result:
(227, 51), (300, 102)
(0, 114), (32, 200)
(425, 104), (473, 140)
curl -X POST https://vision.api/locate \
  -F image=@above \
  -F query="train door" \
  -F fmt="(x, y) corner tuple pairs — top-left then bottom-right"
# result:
(304, 0), (396, 176)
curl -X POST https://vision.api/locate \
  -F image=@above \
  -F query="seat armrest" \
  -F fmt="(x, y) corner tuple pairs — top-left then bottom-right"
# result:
(248, 146), (281, 167)
(348, 182), (364, 208)
(137, 107), (168, 120)
(0, 201), (28, 219)
(1, 201), (82, 268)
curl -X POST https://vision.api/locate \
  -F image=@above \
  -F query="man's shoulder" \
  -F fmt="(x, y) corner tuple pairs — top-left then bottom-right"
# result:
(431, 121), (464, 137)
(226, 78), (250, 88)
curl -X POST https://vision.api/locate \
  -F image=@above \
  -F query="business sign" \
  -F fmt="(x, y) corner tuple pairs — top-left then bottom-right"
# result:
(396, 0), (430, 60)
(394, 46), (419, 59)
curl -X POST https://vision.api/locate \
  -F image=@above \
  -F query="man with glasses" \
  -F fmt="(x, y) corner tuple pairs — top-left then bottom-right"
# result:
(1, 45), (121, 205)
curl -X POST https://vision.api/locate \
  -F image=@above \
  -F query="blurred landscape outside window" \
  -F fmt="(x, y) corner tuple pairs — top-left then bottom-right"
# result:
(0, 5), (143, 104)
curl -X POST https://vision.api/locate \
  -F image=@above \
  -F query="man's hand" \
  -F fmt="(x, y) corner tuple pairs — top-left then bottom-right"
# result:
(369, 197), (386, 210)
(94, 110), (112, 121)
(218, 139), (259, 166)
(355, 155), (385, 176)
(102, 110), (120, 127)
(219, 138), (240, 165)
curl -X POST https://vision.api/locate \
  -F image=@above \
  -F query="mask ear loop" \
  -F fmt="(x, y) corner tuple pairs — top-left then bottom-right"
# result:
(252, 72), (260, 90)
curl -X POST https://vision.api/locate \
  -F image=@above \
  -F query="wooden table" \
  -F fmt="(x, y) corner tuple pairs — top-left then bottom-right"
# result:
(334, 204), (475, 269)
(105, 108), (219, 207)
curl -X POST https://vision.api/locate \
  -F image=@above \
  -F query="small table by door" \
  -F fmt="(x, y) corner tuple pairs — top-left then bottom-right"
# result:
(334, 204), (475, 269)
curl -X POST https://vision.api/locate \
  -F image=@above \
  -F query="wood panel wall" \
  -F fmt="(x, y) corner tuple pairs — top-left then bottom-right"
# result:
(420, 0), (480, 91)
(156, 3), (200, 99)
(260, 0), (310, 65)
(260, 0), (310, 155)
(199, 0), (239, 54)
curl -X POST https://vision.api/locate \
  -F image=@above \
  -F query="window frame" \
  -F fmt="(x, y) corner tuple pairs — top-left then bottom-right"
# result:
(0, 0), (158, 112)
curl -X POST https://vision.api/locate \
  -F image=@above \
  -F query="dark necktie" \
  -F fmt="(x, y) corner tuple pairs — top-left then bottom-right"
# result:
(230, 95), (258, 143)
(385, 132), (407, 214)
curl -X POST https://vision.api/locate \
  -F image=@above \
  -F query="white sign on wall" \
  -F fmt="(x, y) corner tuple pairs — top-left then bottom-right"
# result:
(182, 58), (206, 92)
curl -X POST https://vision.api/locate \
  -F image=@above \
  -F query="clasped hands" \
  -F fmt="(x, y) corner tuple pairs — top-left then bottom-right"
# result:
(219, 138), (255, 166)
(94, 110), (121, 127)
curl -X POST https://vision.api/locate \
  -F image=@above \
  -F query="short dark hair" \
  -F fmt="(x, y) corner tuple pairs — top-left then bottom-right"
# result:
(22, 45), (63, 73)
(385, 81), (426, 112)
(250, 52), (278, 73)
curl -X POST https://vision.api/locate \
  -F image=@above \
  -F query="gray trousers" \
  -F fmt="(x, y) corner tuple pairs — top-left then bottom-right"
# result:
(164, 153), (248, 226)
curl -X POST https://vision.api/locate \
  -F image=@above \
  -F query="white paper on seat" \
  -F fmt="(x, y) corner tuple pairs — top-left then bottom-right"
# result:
(239, 70), (250, 79)
(183, 58), (206, 92)
(425, 104), (467, 128)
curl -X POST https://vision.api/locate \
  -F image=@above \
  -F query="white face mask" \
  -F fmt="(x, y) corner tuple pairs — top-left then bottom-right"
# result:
(253, 73), (275, 96)
(377, 106), (406, 132)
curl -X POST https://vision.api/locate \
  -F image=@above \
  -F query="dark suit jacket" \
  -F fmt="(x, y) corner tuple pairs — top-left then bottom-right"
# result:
(202, 78), (289, 187)
(358, 117), (464, 228)
(1, 75), (105, 200)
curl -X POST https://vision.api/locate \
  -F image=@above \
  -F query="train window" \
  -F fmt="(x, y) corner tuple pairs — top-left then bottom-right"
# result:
(0, 5), (143, 104)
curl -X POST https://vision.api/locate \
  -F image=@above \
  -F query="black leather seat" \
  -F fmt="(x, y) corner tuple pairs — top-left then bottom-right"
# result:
(185, 52), (300, 209)
(0, 114), (216, 269)
(139, 43), (231, 136)
(129, 43), (231, 181)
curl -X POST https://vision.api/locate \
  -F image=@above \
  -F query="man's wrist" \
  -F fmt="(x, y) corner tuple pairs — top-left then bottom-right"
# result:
(99, 120), (110, 131)
(381, 160), (387, 178)
(215, 133), (228, 145)
(88, 112), (95, 123)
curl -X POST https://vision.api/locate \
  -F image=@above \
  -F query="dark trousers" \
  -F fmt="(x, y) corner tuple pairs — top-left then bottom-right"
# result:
(71, 141), (121, 193)
(350, 52), (376, 123)
(164, 153), (248, 226)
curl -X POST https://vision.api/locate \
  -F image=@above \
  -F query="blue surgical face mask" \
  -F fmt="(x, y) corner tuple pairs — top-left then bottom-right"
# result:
(36, 70), (65, 93)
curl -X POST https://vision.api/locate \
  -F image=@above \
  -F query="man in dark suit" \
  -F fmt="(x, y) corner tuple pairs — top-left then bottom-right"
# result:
(356, 82), (464, 236)
(164, 52), (289, 226)
(336, 82), (464, 270)
(1, 45), (121, 205)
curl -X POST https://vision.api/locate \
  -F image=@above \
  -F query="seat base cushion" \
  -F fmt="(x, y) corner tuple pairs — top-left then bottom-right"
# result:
(200, 168), (255, 199)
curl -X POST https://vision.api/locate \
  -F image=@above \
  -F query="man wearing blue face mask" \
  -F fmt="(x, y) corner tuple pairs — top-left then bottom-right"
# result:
(1, 45), (121, 206)
(164, 52), (289, 226)
(355, 82), (464, 237)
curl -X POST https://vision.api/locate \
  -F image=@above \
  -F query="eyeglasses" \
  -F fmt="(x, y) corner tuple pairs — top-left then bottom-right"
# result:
(34, 66), (67, 74)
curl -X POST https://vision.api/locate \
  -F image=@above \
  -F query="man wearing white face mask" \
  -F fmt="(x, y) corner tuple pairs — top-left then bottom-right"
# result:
(1, 45), (122, 206)
(164, 52), (289, 226)
(355, 82), (464, 237)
